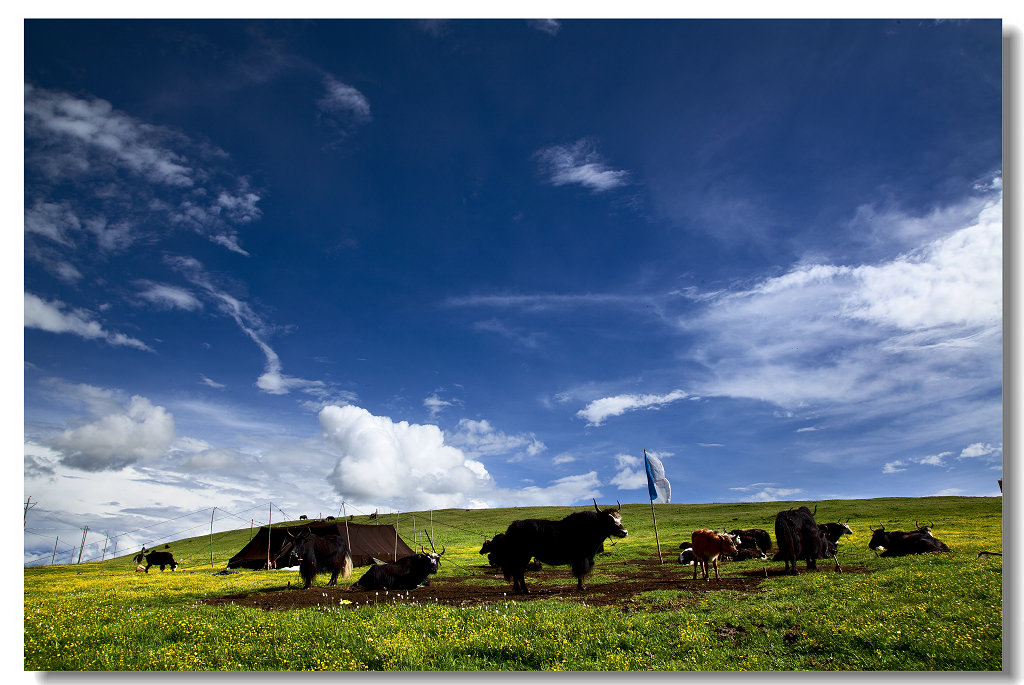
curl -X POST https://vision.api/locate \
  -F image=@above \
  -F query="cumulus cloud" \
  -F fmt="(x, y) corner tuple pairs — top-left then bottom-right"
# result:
(493, 472), (603, 507)
(609, 454), (646, 489)
(535, 139), (629, 192)
(25, 292), (151, 351)
(320, 405), (494, 510)
(577, 389), (690, 426)
(47, 395), (176, 471)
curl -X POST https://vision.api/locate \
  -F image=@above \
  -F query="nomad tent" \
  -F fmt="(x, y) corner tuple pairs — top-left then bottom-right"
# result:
(227, 521), (416, 569)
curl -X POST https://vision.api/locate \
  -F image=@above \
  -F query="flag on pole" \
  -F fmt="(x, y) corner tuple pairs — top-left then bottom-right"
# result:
(645, 451), (671, 504)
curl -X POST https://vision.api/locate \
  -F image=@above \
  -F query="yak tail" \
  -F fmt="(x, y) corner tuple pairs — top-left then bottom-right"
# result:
(342, 549), (354, 580)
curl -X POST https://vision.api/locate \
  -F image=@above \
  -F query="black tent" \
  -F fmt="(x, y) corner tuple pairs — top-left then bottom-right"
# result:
(227, 521), (416, 569)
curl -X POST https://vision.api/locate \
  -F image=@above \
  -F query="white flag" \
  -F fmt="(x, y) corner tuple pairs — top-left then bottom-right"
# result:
(644, 451), (671, 504)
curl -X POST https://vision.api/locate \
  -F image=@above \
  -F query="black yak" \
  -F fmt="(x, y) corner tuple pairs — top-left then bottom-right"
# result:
(497, 499), (628, 594)
(285, 528), (353, 589)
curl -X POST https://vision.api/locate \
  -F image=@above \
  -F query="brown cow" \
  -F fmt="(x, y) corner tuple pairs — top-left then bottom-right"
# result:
(691, 529), (740, 581)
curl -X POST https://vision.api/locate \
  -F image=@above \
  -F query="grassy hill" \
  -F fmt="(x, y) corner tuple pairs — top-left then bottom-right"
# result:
(104, 496), (1001, 572)
(26, 496), (1002, 671)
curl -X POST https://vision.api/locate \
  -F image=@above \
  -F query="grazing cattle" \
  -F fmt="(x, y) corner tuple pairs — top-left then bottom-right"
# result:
(479, 533), (507, 569)
(299, 515), (308, 520)
(690, 529), (740, 581)
(498, 499), (628, 594)
(285, 528), (353, 589)
(868, 525), (950, 557)
(728, 528), (772, 554)
(354, 547), (444, 591)
(133, 549), (179, 572)
(774, 506), (833, 575)
(326, 516), (335, 521)
(818, 520), (854, 550)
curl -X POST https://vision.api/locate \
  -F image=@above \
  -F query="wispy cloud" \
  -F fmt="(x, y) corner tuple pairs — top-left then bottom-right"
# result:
(527, 19), (561, 36)
(578, 390), (690, 427)
(535, 139), (629, 192)
(25, 292), (152, 351)
(683, 187), (1001, 417)
(167, 256), (327, 398)
(318, 75), (371, 124)
(135, 281), (203, 311)
(25, 84), (260, 258)
(729, 483), (805, 502)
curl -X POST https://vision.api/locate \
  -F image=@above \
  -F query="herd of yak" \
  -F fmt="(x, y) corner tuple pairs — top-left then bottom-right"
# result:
(134, 500), (963, 594)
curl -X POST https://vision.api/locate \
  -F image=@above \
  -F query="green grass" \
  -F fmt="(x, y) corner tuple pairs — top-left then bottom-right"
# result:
(24, 496), (1002, 671)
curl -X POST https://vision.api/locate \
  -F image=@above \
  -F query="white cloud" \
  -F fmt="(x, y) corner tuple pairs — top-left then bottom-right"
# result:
(577, 389), (689, 426)
(959, 442), (1001, 459)
(734, 486), (804, 502)
(25, 292), (152, 351)
(527, 19), (561, 35)
(199, 375), (226, 389)
(883, 451), (953, 473)
(168, 257), (326, 398)
(610, 454), (647, 490)
(320, 405), (494, 510)
(423, 393), (455, 419)
(47, 395), (176, 471)
(552, 453), (576, 465)
(684, 188), (1001, 415)
(136, 282), (203, 311)
(492, 472), (603, 508)
(25, 84), (260, 258)
(318, 76), (371, 123)
(535, 139), (629, 192)
(446, 419), (546, 460)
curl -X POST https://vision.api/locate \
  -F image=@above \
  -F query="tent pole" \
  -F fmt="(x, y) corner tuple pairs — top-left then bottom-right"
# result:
(342, 502), (351, 554)
(394, 510), (400, 561)
(267, 503), (272, 570)
(210, 507), (216, 567)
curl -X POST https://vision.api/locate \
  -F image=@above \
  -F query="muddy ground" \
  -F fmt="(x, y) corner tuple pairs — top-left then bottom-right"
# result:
(202, 557), (870, 612)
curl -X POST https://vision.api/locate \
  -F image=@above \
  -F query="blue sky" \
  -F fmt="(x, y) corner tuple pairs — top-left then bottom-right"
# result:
(21, 19), (1004, 564)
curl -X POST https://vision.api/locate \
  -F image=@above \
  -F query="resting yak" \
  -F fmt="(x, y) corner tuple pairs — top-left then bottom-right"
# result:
(355, 537), (445, 591)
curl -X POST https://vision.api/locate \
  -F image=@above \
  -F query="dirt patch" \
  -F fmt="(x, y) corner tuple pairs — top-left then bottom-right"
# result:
(201, 557), (871, 612)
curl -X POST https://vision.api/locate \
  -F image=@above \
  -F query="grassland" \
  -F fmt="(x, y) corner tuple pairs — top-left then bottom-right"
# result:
(24, 496), (1002, 671)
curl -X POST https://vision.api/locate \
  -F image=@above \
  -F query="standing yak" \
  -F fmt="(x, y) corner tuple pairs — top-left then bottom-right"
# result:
(285, 528), (353, 589)
(498, 499), (628, 594)
(774, 506), (837, 575)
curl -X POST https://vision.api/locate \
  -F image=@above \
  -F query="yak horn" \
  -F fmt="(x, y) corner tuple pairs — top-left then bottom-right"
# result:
(593, 498), (601, 512)
(616, 500), (622, 512)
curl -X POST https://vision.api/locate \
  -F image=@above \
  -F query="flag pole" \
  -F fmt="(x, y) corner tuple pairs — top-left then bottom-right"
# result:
(646, 449), (664, 564)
